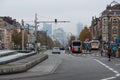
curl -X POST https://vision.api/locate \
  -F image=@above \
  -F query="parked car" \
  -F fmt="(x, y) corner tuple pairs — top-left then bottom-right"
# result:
(52, 47), (61, 54)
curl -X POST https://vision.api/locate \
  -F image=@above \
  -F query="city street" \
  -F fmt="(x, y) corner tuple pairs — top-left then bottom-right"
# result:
(1, 1), (120, 80)
(0, 50), (120, 80)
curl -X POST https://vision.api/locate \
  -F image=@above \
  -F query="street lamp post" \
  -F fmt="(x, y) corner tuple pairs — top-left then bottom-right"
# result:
(67, 32), (72, 45)
(26, 24), (30, 50)
(10, 25), (13, 50)
(21, 19), (24, 50)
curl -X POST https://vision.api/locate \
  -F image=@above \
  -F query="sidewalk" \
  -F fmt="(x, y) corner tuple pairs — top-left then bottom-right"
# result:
(0, 50), (48, 75)
(0, 52), (62, 80)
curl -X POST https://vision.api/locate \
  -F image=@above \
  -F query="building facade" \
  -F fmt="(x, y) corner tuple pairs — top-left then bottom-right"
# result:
(90, 17), (102, 40)
(42, 23), (52, 37)
(53, 28), (67, 46)
(90, 1), (120, 44)
(0, 17), (21, 49)
(101, 1), (120, 43)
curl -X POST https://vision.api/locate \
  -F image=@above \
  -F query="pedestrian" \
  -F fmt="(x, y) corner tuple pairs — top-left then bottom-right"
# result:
(88, 46), (91, 53)
(111, 44), (117, 57)
(100, 48), (103, 56)
(107, 47), (111, 61)
(118, 44), (120, 58)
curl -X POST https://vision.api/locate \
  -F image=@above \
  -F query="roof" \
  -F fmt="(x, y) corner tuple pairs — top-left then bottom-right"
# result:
(102, 1), (120, 15)
(110, 1), (119, 6)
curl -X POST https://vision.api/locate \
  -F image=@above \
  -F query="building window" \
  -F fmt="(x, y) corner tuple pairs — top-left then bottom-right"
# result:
(113, 27), (117, 34)
(103, 18), (108, 25)
(102, 26), (106, 33)
(112, 19), (117, 25)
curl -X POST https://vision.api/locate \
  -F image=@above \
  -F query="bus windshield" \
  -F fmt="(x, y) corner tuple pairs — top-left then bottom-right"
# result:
(91, 42), (99, 46)
(73, 42), (81, 46)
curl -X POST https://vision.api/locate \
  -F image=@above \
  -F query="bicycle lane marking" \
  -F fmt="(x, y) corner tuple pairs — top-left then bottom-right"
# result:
(94, 59), (120, 80)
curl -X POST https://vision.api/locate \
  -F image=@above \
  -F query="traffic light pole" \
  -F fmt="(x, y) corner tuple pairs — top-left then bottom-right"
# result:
(35, 13), (38, 53)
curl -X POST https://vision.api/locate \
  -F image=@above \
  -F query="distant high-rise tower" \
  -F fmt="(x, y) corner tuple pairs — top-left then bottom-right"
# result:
(42, 23), (52, 37)
(77, 23), (83, 37)
(53, 28), (67, 46)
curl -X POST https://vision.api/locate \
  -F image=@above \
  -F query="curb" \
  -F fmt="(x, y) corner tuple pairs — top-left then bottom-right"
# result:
(0, 50), (17, 57)
(0, 54), (48, 75)
(0, 52), (36, 65)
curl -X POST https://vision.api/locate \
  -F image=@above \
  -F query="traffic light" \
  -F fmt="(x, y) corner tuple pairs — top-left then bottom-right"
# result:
(55, 19), (57, 23)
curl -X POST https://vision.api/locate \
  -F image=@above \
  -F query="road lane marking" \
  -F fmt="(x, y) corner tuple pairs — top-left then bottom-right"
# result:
(116, 73), (120, 76)
(115, 64), (120, 66)
(94, 59), (120, 80)
(94, 59), (119, 74)
(101, 77), (116, 80)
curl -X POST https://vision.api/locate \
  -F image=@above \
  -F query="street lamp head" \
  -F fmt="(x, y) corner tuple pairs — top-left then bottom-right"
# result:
(109, 9), (112, 12)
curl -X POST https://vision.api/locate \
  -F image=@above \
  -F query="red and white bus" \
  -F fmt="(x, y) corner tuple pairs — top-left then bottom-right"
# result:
(71, 40), (82, 53)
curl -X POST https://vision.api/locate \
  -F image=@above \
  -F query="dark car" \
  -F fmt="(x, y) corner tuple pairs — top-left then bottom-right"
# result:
(60, 47), (65, 50)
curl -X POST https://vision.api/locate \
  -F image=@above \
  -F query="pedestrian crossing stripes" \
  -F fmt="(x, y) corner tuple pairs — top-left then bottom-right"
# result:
(71, 53), (102, 57)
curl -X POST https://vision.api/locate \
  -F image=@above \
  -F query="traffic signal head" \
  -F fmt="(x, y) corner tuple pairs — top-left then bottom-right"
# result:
(55, 19), (57, 23)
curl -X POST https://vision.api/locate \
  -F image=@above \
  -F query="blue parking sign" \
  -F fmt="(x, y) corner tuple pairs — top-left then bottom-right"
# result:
(115, 38), (119, 44)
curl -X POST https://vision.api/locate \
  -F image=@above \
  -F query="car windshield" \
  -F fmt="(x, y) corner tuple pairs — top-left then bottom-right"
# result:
(53, 47), (58, 49)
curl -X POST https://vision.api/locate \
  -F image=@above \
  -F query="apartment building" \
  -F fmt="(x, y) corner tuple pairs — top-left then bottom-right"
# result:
(90, 1), (120, 44)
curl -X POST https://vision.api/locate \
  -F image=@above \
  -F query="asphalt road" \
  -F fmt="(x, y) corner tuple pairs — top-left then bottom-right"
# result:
(1, 50), (120, 80)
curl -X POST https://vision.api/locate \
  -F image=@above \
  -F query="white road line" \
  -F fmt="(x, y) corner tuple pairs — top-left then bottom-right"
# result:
(115, 64), (120, 66)
(94, 59), (119, 74)
(94, 59), (120, 80)
(116, 73), (120, 76)
(101, 77), (116, 80)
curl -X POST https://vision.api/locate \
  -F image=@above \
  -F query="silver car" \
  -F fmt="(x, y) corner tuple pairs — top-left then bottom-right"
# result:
(52, 47), (60, 54)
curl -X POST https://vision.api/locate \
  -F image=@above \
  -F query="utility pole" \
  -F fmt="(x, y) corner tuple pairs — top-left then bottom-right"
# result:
(34, 13), (38, 53)
(21, 19), (24, 50)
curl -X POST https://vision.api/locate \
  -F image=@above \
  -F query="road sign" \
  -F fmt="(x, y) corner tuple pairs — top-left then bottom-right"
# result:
(114, 38), (119, 44)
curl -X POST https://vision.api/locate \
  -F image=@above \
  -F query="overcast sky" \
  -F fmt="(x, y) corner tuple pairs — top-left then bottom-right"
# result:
(0, 0), (119, 35)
